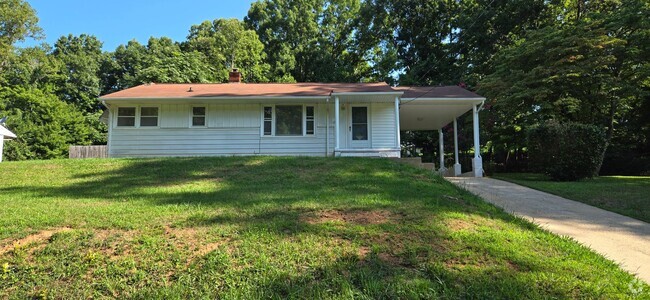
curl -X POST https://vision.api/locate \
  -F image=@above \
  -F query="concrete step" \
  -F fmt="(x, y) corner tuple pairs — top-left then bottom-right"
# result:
(421, 163), (435, 171)
(390, 157), (437, 171)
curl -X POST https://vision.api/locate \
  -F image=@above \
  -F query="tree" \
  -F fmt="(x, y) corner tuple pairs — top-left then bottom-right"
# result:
(102, 37), (217, 92)
(1, 45), (62, 88)
(0, 0), (42, 68)
(51, 34), (104, 114)
(0, 86), (97, 160)
(137, 37), (217, 84)
(245, 0), (372, 82)
(480, 1), (650, 174)
(184, 19), (269, 82)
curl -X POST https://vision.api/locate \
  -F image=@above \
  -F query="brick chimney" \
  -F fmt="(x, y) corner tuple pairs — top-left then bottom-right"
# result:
(229, 68), (241, 83)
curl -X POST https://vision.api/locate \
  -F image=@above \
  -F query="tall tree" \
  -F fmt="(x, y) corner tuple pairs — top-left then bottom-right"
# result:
(480, 0), (650, 173)
(184, 18), (269, 82)
(51, 34), (103, 114)
(102, 37), (217, 92)
(245, 0), (372, 82)
(0, 0), (42, 69)
(137, 37), (216, 84)
(2, 45), (62, 88)
(0, 86), (97, 160)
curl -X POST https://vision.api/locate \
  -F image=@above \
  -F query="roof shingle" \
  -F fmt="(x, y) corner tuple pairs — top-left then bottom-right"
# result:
(99, 82), (484, 99)
(100, 82), (395, 99)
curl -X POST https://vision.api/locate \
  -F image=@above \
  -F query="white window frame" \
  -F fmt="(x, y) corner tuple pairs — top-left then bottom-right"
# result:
(114, 105), (161, 129)
(261, 105), (316, 137)
(139, 106), (160, 127)
(190, 105), (208, 128)
(116, 107), (137, 127)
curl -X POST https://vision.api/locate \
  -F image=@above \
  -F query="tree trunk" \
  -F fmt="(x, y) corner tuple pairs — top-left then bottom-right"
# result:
(595, 98), (618, 175)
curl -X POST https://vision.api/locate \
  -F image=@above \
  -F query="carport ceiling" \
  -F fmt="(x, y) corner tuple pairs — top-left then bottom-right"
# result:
(399, 99), (483, 131)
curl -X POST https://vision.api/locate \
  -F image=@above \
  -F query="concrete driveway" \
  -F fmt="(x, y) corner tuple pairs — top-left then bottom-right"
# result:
(447, 177), (650, 284)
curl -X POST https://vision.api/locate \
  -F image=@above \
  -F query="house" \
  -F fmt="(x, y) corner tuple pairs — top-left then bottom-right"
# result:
(99, 69), (486, 176)
(0, 123), (17, 163)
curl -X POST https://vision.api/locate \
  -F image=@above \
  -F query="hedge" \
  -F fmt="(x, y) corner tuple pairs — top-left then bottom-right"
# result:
(528, 121), (607, 181)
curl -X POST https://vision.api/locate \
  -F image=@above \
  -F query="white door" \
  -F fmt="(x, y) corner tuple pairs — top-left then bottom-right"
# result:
(349, 106), (370, 148)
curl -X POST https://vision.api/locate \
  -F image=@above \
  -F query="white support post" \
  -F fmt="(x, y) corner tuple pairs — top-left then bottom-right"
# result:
(453, 118), (462, 176)
(0, 135), (4, 163)
(472, 105), (483, 177)
(438, 129), (447, 174)
(394, 96), (401, 156)
(335, 96), (340, 154)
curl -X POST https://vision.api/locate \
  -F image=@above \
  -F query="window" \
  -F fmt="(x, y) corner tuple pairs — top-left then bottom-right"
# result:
(263, 106), (273, 135)
(306, 106), (315, 135)
(351, 106), (368, 140)
(117, 107), (136, 127)
(276, 105), (303, 136)
(192, 106), (206, 127)
(140, 107), (159, 127)
(262, 105), (315, 136)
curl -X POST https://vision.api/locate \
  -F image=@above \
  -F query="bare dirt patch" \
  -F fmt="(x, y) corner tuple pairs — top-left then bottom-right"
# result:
(301, 209), (403, 225)
(445, 218), (478, 232)
(0, 227), (73, 256)
(162, 225), (234, 260)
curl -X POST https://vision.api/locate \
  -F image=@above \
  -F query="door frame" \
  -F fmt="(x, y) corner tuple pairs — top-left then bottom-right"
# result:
(348, 104), (371, 149)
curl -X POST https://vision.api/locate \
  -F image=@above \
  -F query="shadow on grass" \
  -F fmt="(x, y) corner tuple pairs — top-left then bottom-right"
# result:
(0, 157), (644, 298)
(2, 157), (471, 208)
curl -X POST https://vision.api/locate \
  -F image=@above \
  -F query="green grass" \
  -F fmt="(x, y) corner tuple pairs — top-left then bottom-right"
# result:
(0, 157), (646, 299)
(493, 173), (650, 223)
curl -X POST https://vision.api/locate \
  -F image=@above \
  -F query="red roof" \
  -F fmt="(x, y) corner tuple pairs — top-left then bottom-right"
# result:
(100, 82), (483, 99)
(394, 86), (483, 99)
(100, 82), (396, 99)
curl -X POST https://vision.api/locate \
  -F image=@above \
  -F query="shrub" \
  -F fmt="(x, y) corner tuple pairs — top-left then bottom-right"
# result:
(527, 121), (607, 181)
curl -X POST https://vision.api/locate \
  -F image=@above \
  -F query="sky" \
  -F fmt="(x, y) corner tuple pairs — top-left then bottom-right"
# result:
(19, 0), (257, 51)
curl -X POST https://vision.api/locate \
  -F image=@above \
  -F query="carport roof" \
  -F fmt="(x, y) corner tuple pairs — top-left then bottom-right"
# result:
(395, 86), (484, 99)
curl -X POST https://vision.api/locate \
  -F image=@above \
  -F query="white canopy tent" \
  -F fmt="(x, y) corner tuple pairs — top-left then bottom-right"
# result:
(0, 124), (17, 163)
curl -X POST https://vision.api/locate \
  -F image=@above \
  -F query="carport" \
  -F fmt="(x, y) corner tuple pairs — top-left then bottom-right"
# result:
(396, 86), (486, 177)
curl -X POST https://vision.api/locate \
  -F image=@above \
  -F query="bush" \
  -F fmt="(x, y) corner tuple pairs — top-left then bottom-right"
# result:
(527, 121), (606, 181)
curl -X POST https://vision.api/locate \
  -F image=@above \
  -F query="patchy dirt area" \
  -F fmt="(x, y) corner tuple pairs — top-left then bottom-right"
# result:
(301, 209), (404, 225)
(0, 227), (73, 256)
(0, 226), (233, 262)
(445, 218), (478, 232)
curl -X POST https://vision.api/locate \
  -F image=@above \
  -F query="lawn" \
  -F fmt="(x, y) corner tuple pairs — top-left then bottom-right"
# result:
(0, 157), (646, 299)
(492, 173), (650, 223)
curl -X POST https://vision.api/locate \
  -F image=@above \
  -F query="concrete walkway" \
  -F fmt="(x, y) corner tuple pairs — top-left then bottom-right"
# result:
(446, 177), (650, 283)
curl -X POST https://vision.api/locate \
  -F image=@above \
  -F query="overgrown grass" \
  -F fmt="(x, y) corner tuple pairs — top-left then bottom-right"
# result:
(493, 173), (650, 223)
(0, 157), (646, 299)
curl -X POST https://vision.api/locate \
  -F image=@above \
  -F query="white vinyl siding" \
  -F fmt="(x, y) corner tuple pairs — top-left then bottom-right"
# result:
(371, 102), (397, 149)
(108, 100), (397, 158)
(208, 104), (260, 128)
(109, 103), (333, 157)
(161, 104), (190, 128)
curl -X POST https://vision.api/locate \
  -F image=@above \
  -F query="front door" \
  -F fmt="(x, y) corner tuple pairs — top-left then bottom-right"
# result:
(349, 106), (370, 148)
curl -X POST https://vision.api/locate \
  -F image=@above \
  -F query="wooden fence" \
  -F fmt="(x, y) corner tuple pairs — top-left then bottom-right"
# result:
(69, 145), (108, 159)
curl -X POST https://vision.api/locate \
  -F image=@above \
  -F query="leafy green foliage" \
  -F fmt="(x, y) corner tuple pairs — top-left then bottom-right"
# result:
(0, 86), (100, 160)
(528, 121), (607, 181)
(0, 0), (42, 65)
(102, 37), (217, 93)
(481, 0), (650, 174)
(185, 19), (269, 82)
(245, 0), (373, 82)
(51, 34), (104, 114)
